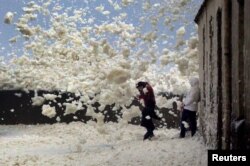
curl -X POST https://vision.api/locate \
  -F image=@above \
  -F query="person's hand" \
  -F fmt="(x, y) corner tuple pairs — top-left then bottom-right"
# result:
(135, 95), (139, 100)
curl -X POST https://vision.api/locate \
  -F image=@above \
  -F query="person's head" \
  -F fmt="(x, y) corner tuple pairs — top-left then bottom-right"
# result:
(136, 81), (147, 91)
(189, 77), (199, 87)
(172, 101), (177, 110)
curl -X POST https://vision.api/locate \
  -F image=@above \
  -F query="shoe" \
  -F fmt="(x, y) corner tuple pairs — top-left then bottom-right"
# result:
(143, 132), (150, 140)
(148, 133), (155, 140)
(179, 134), (185, 138)
(143, 131), (154, 140)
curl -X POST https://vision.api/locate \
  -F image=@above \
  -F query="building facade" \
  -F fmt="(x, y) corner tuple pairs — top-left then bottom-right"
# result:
(195, 0), (250, 149)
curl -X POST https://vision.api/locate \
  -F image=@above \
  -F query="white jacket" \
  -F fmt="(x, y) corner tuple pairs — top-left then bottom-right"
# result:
(183, 77), (200, 112)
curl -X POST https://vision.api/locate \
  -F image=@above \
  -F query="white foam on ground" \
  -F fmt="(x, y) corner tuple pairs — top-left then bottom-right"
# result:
(0, 122), (207, 166)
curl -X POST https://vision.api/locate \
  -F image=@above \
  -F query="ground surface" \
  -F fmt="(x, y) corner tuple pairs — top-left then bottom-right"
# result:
(0, 122), (207, 166)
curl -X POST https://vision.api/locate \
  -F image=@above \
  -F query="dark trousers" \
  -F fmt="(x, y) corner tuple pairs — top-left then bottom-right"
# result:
(180, 109), (197, 138)
(141, 107), (156, 133)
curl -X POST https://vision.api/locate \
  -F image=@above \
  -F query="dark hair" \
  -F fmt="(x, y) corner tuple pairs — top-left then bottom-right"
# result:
(172, 101), (177, 110)
(136, 81), (147, 88)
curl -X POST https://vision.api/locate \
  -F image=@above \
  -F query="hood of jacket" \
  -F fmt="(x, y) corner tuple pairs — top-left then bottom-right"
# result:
(189, 77), (199, 87)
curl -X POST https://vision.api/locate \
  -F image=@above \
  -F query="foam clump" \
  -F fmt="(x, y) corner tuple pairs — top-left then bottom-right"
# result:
(4, 12), (14, 24)
(121, 106), (141, 124)
(32, 96), (45, 106)
(64, 102), (82, 115)
(0, 0), (201, 124)
(42, 105), (56, 118)
(107, 68), (131, 84)
(43, 94), (58, 101)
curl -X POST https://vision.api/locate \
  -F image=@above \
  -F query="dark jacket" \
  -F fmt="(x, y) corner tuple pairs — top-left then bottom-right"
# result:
(138, 84), (156, 108)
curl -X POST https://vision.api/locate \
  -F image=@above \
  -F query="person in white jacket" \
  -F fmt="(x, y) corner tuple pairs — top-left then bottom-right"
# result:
(180, 77), (200, 138)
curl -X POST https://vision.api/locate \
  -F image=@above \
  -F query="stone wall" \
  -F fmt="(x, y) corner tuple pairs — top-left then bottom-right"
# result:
(0, 90), (180, 129)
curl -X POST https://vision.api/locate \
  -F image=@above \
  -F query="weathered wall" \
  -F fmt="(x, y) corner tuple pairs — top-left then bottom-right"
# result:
(197, 4), (206, 144)
(230, 0), (250, 150)
(244, 0), (250, 148)
(244, 0), (250, 126)
(231, 0), (241, 124)
(197, 0), (250, 149)
(230, 0), (247, 149)
(197, 0), (223, 149)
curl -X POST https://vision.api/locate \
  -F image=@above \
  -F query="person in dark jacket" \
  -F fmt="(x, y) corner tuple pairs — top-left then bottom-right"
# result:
(136, 81), (161, 140)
